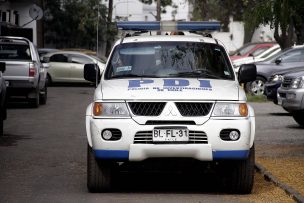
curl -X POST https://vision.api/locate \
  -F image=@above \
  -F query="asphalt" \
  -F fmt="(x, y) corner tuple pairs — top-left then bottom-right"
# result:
(250, 102), (304, 202)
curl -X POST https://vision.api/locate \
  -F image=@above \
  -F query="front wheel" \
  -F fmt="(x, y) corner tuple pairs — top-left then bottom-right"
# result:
(29, 88), (40, 108)
(87, 145), (114, 192)
(225, 146), (255, 194)
(292, 111), (304, 127)
(39, 85), (47, 105)
(245, 76), (266, 96)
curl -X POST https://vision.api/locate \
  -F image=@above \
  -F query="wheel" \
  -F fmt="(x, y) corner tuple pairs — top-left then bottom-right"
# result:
(29, 88), (40, 108)
(46, 74), (52, 86)
(87, 145), (113, 192)
(225, 145), (255, 194)
(39, 85), (47, 105)
(292, 111), (304, 127)
(245, 76), (266, 96)
(0, 107), (3, 137)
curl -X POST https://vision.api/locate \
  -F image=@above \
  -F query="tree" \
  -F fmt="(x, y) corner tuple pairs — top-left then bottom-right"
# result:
(140, 0), (172, 21)
(243, 0), (304, 49)
(43, 0), (108, 51)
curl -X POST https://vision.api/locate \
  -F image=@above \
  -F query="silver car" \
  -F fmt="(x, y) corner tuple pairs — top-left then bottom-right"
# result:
(42, 51), (105, 84)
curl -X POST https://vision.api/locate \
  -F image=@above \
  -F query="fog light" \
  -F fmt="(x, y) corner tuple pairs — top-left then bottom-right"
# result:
(102, 130), (112, 140)
(229, 131), (240, 141)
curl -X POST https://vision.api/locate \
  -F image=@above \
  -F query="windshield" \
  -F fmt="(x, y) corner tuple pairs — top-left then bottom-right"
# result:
(105, 42), (234, 80)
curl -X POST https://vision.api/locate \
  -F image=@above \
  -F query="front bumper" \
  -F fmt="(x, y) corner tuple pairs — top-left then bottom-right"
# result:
(264, 82), (281, 102)
(87, 117), (254, 161)
(278, 88), (304, 110)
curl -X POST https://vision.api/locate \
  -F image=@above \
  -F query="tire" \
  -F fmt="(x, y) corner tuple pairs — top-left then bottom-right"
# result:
(0, 107), (3, 137)
(46, 74), (52, 86)
(39, 85), (47, 105)
(245, 76), (266, 96)
(292, 111), (304, 127)
(226, 145), (255, 194)
(29, 88), (40, 108)
(87, 145), (113, 192)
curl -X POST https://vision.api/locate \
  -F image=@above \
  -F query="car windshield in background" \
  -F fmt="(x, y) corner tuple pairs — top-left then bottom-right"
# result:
(105, 42), (234, 80)
(0, 44), (31, 61)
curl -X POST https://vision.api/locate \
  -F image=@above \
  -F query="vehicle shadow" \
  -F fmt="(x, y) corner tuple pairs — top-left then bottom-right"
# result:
(0, 133), (31, 147)
(269, 112), (291, 116)
(112, 171), (225, 194)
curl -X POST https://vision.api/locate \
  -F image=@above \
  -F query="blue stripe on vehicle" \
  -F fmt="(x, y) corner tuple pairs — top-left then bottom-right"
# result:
(212, 150), (249, 160)
(94, 150), (129, 159)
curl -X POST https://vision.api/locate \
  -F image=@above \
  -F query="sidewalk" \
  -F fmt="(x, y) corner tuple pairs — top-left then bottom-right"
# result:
(256, 143), (304, 201)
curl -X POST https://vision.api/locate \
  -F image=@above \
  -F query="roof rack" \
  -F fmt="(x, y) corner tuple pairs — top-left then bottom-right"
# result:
(117, 21), (221, 43)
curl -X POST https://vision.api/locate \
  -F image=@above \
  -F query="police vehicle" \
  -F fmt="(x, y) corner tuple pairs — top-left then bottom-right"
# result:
(84, 21), (257, 193)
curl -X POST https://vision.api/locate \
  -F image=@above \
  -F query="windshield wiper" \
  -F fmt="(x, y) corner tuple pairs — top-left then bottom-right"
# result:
(111, 74), (160, 79)
(168, 70), (222, 79)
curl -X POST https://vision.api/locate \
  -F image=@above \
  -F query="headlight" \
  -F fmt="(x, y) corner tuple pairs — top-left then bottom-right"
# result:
(93, 102), (130, 117)
(271, 74), (284, 82)
(212, 103), (248, 117)
(291, 77), (304, 89)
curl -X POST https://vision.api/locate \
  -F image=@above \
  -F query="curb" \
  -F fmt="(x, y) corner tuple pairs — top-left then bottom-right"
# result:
(255, 163), (304, 203)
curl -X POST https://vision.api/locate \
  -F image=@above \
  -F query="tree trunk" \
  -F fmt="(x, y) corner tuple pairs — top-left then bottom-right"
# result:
(156, 0), (161, 21)
(105, 0), (113, 57)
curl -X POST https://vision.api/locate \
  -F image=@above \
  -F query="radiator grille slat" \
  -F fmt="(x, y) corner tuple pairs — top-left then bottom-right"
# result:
(175, 102), (213, 116)
(128, 102), (166, 116)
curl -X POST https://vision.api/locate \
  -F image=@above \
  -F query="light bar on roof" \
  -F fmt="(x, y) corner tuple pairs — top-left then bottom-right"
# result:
(117, 21), (221, 31)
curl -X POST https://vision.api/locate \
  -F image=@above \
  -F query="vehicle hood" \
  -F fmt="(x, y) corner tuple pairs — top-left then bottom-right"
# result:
(100, 78), (240, 101)
(283, 70), (304, 78)
(272, 66), (304, 76)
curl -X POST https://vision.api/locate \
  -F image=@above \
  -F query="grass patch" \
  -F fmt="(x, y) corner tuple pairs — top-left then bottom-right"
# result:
(246, 94), (268, 102)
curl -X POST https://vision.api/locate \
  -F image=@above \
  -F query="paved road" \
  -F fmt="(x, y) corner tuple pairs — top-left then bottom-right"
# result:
(0, 86), (296, 202)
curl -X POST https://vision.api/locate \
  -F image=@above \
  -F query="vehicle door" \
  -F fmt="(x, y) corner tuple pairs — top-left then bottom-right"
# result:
(275, 48), (304, 70)
(68, 54), (94, 82)
(48, 53), (70, 82)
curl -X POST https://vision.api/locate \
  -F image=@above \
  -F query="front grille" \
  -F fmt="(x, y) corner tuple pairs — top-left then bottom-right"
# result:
(282, 77), (293, 88)
(175, 102), (213, 116)
(134, 130), (208, 144)
(145, 120), (196, 125)
(128, 102), (166, 116)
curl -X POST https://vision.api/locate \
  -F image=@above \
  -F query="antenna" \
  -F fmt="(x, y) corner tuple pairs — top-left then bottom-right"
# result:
(22, 4), (43, 27)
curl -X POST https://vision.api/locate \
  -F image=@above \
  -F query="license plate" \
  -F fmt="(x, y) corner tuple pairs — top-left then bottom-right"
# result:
(153, 128), (189, 142)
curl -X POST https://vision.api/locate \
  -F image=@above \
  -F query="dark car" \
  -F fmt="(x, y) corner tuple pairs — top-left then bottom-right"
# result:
(264, 66), (304, 104)
(0, 62), (7, 136)
(245, 46), (304, 95)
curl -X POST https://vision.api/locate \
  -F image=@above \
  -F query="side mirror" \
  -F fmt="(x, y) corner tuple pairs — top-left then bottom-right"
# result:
(0, 62), (6, 72)
(84, 64), (101, 85)
(275, 57), (282, 65)
(238, 64), (257, 83)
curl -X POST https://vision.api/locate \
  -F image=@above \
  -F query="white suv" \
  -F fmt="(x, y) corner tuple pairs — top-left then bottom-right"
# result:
(84, 22), (257, 194)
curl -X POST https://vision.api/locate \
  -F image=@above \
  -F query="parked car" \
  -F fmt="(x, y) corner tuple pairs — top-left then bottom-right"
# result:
(264, 66), (304, 104)
(37, 48), (59, 57)
(230, 42), (276, 61)
(233, 44), (281, 71)
(0, 62), (7, 136)
(42, 51), (106, 84)
(277, 70), (304, 127)
(84, 21), (256, 194)
(0, 36), (48, 108)
(245, 45), (304, 95)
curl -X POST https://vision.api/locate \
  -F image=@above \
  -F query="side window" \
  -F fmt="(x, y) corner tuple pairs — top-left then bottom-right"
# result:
(251, 47), (269, 57)
(281, 49), (304, 62)
(69, 54), (93, 64)
(49, 54), (68, 62)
